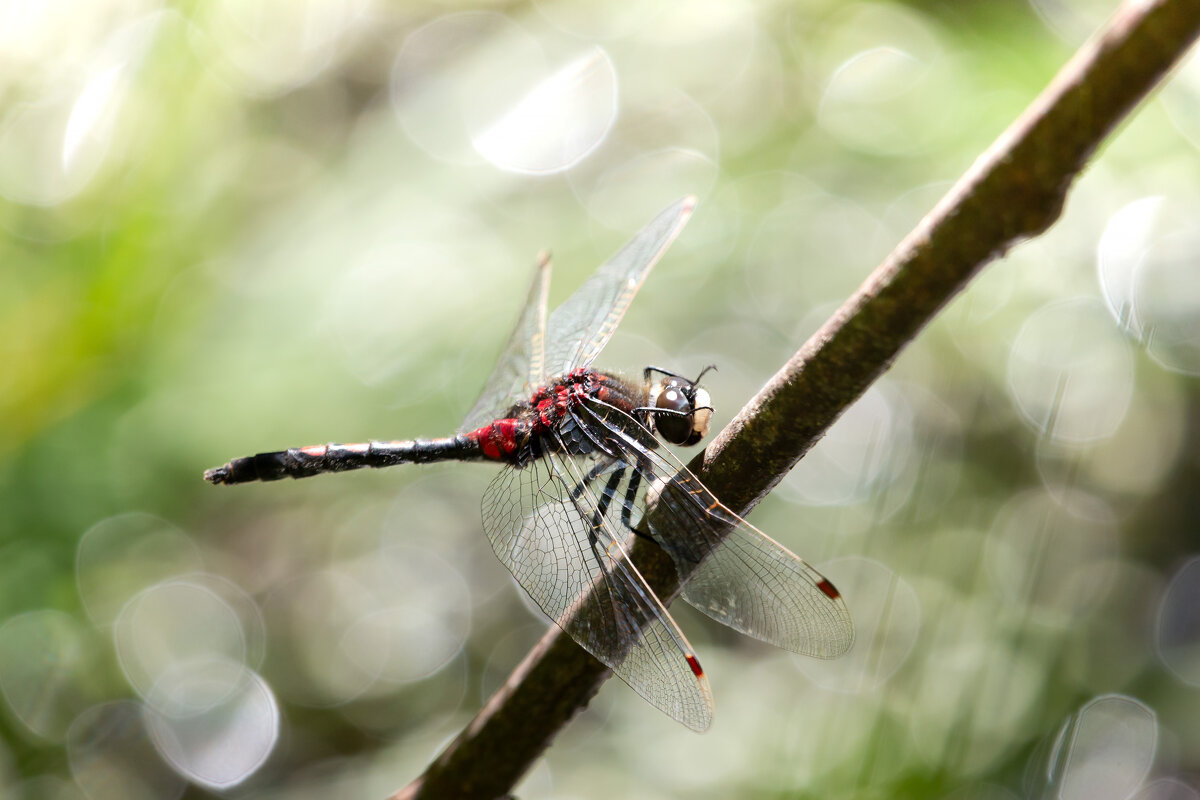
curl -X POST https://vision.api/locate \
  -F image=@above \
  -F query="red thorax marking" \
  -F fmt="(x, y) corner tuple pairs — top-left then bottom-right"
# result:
(475, 372), (616, 461)
(471, 419), (522, 461)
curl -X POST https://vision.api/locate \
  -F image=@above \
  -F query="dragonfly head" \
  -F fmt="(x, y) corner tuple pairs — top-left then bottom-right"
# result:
(648, 368), (715, 447)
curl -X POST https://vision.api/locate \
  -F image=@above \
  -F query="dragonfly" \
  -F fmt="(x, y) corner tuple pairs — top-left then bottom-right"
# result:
(205, 196), (853, 731)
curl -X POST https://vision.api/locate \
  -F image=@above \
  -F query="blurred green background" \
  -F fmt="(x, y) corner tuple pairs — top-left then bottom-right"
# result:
(2, 0), (1199, 798)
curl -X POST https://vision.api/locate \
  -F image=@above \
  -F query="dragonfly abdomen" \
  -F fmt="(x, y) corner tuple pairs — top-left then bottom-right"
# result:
(204, 436), (483, 485)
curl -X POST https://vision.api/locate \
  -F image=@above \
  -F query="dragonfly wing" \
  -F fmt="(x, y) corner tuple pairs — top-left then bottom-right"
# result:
(481, 447), (713, 731)
(577, 397), (855, 659)
(460, 255), (551, 434)
(543, 197), (695, 377)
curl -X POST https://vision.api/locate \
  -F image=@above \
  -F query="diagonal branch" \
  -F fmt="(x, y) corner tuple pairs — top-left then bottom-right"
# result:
(392, 1), (1200, 798)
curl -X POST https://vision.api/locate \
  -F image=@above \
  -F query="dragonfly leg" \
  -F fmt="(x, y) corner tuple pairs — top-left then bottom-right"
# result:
(620, 470), (637, 528)
(620, 468), (653, 543)
(584, 469), (626, 569)
(569, 460), (612, 501)
(568, 461), (656, 553)
(592, 469), (624, 535)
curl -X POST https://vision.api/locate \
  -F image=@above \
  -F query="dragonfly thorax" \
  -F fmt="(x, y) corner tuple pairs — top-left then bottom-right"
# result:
(523, 367), (715, 452)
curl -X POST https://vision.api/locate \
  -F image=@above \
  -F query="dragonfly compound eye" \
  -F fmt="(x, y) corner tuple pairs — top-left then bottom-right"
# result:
(655, 380), (699, 445)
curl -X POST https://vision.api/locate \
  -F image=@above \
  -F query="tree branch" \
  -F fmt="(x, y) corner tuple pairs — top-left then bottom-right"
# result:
(392, 1), (1200, 797)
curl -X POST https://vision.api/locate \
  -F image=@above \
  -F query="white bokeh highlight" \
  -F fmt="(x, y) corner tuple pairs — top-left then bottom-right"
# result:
(815, 4), (954, 156)
(0, 10), (162, 206)
(794, 557), (920, 692)
(1134, 224), (1200, 376)
(193, 0), (370, 95)
(1156, 556), (1200, 686)
(1098, 195), (1200, 375)
(986, 488), (1119, 624)
(781, 384), (913, 509)
(75, 513), (204, 628)
(1098, 196), (1163, 335)
(67, 701), (186, 800)
(1006, 298), (1134, 443)
(0, 611), (91, 742)
(390, 12), (547, 166)
(328, 229), (512, 388)
(1134, 778), (1200, 800)
(259, 546), (471, 709)
(571, 88), (721, 231)
(112, 577), (250, 709)
(472, 47), (617, 175)
(143, 660), (278, 789)
(1046, 694), (1158, 800)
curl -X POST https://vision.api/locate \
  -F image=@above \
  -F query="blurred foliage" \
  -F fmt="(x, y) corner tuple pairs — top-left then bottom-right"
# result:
(1, 0), (1199, 798)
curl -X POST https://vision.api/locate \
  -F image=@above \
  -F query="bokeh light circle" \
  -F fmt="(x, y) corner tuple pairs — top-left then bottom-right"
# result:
(325, 211), (513, 390)
(794, 557), (920, 692)
(745, 187), (890, 328)
(113, 576), (249, 708)
(1156, 556), (1200, 686)
(471, 46), (617, 175)
(392, 12), (580, 168)
(1006, 297), (1134, 443)
(571, 87), (721, 232)
(262, 565), (433, 706)
(0, 8), (164, 207)
(1045, 694), (1158, 800)
(1098, 195), (1200, 375)
(0, 611), (93, 742)
(814, 3), (956, 156)
(781, 384), (913, 509)
(1133, 225), (1200, 375)
(1098, 196), (1163, 336)
(986, 488), (1118, 624)
(144, 660), (278, 789)
(192, 0), (370, 96)
(67, 701), (185, 800)
(583, 147), (719, 235)
(76, 513), (203, 628)
(342, 545), (473, 690)
(910, 626), (1042, 774)
(1134, 778), (1200, 800)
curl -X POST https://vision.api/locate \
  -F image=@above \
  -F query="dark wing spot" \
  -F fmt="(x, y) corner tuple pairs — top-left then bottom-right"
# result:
(817, 579), (841, 600)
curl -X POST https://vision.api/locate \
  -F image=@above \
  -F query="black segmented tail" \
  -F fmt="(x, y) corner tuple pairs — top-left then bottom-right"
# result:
(204, 436), (482, 485)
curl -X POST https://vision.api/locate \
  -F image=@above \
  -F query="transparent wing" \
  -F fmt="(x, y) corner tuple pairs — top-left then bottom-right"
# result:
(543, 196), (695, 377)
(576, 397), (855, 659)
(460, 255), (551, 433)
(481, 445), (713, 731)
(462, 197), (694, 430)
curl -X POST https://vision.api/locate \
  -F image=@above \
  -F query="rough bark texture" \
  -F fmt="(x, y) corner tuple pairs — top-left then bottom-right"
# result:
(393, 1), (1200, 798)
